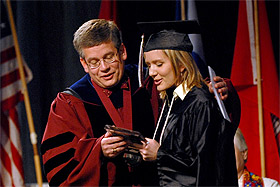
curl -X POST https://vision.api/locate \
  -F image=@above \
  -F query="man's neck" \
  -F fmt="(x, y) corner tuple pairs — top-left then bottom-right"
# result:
(238, 169), (244, 179)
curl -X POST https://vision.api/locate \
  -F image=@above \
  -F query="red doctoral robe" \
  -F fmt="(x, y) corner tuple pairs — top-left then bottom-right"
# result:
(41, 65), (159, 186)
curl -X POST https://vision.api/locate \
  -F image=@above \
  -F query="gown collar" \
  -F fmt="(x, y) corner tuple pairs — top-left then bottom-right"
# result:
(173, 82), (191, 101)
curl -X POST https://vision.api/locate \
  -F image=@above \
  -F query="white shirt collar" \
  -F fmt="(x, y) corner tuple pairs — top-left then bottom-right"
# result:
(173, 82), (190, 101)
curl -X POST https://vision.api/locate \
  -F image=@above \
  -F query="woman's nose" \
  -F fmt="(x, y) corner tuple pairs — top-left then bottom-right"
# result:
(149, 66), (157, 77)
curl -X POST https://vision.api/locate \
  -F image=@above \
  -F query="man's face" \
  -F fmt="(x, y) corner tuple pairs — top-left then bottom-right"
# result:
(80, 42), (127, 88)
(234, 144), (247, 177)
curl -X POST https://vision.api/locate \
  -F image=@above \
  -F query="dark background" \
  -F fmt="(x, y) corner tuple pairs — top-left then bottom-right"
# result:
(5, 0), (279, 183)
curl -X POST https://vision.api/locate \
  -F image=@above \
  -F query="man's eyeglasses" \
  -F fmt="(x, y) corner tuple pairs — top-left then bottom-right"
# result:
(86, 52), (118, 69)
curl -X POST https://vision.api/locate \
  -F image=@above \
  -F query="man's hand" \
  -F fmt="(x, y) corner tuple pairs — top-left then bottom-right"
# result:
(101, 132), (127, 158)
(208, 76), (228, 101)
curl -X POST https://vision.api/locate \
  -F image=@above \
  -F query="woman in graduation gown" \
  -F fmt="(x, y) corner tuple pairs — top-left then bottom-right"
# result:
(138, 20), (238, 186)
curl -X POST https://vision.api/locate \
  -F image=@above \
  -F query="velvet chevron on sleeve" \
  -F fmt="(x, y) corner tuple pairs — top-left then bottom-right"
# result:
(41, 93), (104, 186)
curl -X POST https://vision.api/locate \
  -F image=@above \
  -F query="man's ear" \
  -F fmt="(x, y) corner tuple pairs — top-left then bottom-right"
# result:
(80, 57), (89, 73)
(119, 43), (127, 61)
(242, 149), (248, 163)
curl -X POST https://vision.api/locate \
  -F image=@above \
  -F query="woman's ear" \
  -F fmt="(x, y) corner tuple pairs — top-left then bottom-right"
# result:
(180, 65), (186, 73)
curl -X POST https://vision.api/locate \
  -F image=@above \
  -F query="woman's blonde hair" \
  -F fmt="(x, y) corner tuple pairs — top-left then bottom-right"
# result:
(160, 49), (205, 99)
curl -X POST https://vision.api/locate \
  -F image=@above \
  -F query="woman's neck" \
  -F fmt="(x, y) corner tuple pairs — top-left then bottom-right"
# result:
(165, 86), (176, 101)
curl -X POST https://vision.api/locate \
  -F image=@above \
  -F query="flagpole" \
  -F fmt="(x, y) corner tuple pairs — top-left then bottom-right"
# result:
(180, 0), (186, 20)
(6, 1), (43, 186)
(253, 0), (266, 177)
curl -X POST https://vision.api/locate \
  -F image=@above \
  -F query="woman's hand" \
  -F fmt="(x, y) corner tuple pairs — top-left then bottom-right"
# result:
(139, 138), (160, 161)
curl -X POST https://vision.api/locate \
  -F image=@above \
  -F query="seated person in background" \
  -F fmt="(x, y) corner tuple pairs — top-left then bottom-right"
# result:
(234, 128), (280, 187)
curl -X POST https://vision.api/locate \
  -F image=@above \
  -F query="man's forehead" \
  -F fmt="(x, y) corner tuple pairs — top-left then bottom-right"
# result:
(83, 42), (118, 59)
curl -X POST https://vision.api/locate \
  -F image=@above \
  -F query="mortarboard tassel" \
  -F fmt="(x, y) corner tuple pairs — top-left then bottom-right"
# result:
(138, 34), (144, 87)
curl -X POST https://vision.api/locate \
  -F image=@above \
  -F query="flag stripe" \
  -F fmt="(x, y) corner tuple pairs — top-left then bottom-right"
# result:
(1, 69), (21, 88)
(9, 108), (22, 153)
(1, 109), (10, 134)
(11, 142), (24, 174)
(11, 144), (24, 185)
(1, 92), (23, 111)
(1, 46), (16, 64)
(1, 58), (19, 77)
(0, 154), (13, 186)
(1, 111), (24, 186)
(0, 35), (14, 51)
(1, 145), (12, 183)
(245, 1), (257, 85)
(1, 79), (23, 102)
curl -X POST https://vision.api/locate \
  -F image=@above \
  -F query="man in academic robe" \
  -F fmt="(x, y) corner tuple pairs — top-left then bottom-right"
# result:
(41, 19), (159, 186)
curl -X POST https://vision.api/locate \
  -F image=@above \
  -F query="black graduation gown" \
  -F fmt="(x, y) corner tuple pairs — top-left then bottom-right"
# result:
(155, 84), (238, 186)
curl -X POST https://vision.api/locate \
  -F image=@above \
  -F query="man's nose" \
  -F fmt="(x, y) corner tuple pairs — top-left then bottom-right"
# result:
(99, 59), (110, 70)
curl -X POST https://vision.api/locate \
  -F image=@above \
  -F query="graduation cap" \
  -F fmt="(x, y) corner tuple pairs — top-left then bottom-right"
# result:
(137, 20), (200, 52)
(136, 20), (201, 87)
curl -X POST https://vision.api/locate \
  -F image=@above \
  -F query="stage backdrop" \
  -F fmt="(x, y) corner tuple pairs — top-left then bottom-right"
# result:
(5, 0), (278, 183)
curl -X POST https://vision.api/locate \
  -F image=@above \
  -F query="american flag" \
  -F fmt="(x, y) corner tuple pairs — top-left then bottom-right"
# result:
(1, 1), (33, 186)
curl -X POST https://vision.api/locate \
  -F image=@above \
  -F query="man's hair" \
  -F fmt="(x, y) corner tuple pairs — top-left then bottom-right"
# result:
(234, 128), (248, 152)
(73, 19), (122, 58)
(160, 49), (204, 99)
